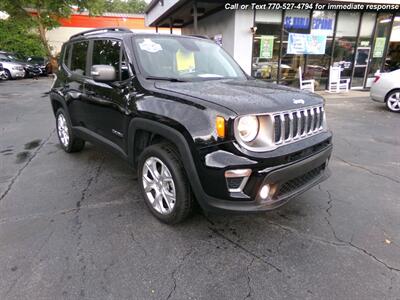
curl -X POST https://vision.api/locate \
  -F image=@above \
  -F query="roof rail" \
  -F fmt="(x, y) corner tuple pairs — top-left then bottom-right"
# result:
(186, 34), (211, 40)
(69, 27), (131, 40)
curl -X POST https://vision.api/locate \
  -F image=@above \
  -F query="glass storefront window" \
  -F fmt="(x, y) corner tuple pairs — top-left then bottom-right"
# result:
(358, 13), (376, 48)
(369, 13), (393, 75)
(386, 14), (400, 71)
(280, 10), (311, 86)
(306, 11), (336, 90)
(333, 12), (360, 80)
(252, 10), (282, 81)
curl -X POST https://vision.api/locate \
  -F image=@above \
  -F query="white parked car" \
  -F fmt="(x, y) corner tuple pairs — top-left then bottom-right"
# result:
(0, 52), (26, 79)
(370, 69), (400, 112)
(0, 63), (6, 80)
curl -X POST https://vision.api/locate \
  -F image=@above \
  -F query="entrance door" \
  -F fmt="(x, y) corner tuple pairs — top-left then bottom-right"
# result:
(351, 47), (370, 89)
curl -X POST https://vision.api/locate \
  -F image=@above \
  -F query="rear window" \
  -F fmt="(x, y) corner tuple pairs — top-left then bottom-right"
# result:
(70, 41), (89, 76)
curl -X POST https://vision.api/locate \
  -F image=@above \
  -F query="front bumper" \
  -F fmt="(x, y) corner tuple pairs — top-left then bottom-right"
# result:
(10, 69), (25, 79)
(198, 143), (332, 213)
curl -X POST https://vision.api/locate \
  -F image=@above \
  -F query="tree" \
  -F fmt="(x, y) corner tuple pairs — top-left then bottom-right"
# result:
(0, 0), (104, 62)
(103, 0), (147, 14)
(0, 17), (46, 57)
(0, 0), (148, 64)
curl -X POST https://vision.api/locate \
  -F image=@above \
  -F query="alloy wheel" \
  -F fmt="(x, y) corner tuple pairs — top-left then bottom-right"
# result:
(387, 92), (400, 112)
(142, 156), (176, 215)
(57, 113), (70, 147)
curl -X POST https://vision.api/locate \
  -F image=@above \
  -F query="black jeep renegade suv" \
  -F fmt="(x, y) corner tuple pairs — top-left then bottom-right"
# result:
(50, 28), (332, 224)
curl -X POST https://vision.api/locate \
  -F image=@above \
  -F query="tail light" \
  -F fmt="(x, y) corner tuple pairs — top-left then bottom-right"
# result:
(373, 75), (380, 83)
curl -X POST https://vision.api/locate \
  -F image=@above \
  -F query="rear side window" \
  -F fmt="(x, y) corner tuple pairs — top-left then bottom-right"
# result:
(92, 39), (121, 80)
(70, 41), (89, 76)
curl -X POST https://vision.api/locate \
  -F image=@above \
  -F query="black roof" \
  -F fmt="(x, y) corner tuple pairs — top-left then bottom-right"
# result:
(68, 28), (210, 43)
(69, 27), (134, 41)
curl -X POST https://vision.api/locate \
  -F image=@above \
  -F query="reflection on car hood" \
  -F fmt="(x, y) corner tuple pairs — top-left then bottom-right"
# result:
(154, 79), (324, 115)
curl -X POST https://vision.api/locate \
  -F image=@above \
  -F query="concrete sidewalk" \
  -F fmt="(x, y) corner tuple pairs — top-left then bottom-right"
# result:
(316, 89), (370, 99)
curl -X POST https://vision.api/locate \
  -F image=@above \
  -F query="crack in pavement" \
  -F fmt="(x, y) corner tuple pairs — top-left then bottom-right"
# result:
(265, 219), (345, 248)
(74, 157), (105, 299)
(318, 185), (333, 217)
(76, 156), (105, 209)
(319, 184), (400, 274)
(204, 216), (282, 273)
(324, 216), (400, 273)
(0, 199), (134, 225)
(166, 249), (193, 300)
(334, 155), (400, 184)
(244, 258), (255, 300)
(0, 130), (55, 203)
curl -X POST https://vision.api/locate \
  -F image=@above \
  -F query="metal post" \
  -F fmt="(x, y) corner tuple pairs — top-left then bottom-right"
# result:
(277, 11), (284, 84)
(193, 1), (198, 34)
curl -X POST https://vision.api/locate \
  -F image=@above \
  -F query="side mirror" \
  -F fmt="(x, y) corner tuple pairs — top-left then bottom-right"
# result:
(90, 65), (116, 82)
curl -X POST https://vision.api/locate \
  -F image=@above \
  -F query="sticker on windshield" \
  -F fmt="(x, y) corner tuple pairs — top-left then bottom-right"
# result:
(139, 39), (163, 53)
(176, 49), (195, 73)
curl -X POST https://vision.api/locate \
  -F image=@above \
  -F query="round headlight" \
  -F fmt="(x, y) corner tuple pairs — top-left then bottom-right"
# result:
(237, 116), (259, 142)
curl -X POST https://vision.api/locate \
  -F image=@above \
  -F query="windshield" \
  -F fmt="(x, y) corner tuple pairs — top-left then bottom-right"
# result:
(132, 36), (246, 81)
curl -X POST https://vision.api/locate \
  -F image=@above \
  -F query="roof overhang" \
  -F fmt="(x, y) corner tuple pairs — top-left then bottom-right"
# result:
(145, 0), (400, 27)
(145, 0), (225, 28)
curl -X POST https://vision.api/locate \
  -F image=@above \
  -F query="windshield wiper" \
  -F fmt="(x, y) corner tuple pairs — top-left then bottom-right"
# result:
(145, 76), (186, 82)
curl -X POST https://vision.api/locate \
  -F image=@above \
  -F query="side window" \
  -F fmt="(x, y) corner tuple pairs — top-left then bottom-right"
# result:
(63, 44), (71, 68)
(70, 41), (89, 76)
(92, 39), (121, 80)
(121, 52), (130, 81)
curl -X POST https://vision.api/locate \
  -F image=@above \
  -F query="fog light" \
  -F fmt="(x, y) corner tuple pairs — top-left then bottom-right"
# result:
(259, 184), (270, 199)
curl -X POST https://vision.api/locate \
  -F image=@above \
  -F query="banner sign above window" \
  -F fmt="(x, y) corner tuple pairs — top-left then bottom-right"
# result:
(285, 16), (335, 35)
(311, 18), (334, 36)
(284, 17), (310, 29)
(287, 33), (327, 54)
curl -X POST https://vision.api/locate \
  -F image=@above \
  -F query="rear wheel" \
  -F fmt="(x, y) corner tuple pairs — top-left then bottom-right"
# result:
(138, 143), (193, 224)
(56, 109), (85, 152)
(386, 90), (400, 113)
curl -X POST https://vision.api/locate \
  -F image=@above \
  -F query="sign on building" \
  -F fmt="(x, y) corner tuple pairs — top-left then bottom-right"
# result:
(259, 36), (274, 59)
(287, 33), (327, 55)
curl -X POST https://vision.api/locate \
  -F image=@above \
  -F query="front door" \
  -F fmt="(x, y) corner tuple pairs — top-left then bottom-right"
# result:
(83, 39), (133, 152)
(351, 47), (371, 89)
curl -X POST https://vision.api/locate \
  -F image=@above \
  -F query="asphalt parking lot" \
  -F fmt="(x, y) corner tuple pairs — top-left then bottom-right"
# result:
(0, 78), (399, 300)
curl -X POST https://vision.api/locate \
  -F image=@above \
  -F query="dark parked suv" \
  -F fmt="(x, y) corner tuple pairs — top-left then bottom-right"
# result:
(50, 28), (332, 223)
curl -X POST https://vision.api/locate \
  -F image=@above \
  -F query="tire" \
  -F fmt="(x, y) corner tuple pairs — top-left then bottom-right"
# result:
(138, 143), (193, 224)
(4, 69), (11, 80)
(385, 90), (400, 113)
(55, 108), (85, 153)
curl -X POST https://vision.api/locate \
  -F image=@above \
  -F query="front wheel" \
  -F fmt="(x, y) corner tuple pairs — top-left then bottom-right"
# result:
(56, 109), (85, 153)
(138, 143), (193, 224)
(386, 90), (400, 113)
(4, 69), (11, 80)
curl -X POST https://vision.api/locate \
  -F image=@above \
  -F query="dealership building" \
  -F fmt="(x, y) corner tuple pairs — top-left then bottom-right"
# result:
(145, 0), (400, 90)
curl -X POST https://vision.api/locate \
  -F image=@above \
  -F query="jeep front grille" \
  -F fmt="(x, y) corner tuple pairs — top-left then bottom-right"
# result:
(273, 106), (325, 145)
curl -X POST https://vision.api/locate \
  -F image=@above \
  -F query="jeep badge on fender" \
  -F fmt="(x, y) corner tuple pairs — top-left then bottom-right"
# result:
(50, 28), (332, 224)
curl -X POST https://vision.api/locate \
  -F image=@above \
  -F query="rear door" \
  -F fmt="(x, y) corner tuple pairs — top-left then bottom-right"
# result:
(63, 40), (91, 127)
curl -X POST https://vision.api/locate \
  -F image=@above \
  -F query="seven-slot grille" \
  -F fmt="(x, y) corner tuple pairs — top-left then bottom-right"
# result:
(273, 106), (325, 144)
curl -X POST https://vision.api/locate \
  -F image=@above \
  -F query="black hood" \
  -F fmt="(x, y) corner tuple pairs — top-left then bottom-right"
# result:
(154, 79), (324, 115)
